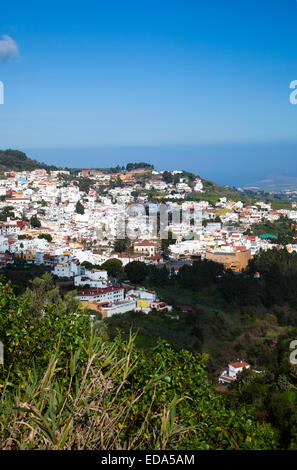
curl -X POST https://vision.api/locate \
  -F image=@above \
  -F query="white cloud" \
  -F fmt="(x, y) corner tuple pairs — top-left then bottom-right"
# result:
(0, 35), (19, 61)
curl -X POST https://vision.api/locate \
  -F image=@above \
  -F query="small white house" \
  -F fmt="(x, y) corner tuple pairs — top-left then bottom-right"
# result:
(100, 299), (137, 317)
(126, 288), (157, 303)
(52, 262), (73, 278)
(74, 269), (110, 288)
(134, 240), (158, 257)
(218, 361), (250, 384)
(194, 178), (203, 193)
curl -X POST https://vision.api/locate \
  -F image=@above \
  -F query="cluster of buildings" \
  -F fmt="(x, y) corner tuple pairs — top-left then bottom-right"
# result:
(168, 198), (297, 271)
(0, 166), (296, 297)
(1, 166), (292, 378)
(77, 284), (172, 318)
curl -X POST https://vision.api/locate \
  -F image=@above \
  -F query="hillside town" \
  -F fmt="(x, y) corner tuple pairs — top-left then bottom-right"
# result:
(2, 1), (297, 452)
(0, 165), (297, 318)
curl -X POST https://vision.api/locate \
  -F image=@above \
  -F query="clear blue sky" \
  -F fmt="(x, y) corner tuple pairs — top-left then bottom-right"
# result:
(1, 0), (297, 184)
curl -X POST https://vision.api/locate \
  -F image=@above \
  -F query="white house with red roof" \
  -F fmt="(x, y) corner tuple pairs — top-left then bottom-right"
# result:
(218, 361), (250, 384)
(134, 240), (158, 256)
(77, 286), (124, 304)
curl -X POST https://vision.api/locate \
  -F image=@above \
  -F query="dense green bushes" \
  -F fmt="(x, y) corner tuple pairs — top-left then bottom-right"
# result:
(0, 275), (275, 450)
(221, 248), (297, 314)
(227, 336), (297, 450)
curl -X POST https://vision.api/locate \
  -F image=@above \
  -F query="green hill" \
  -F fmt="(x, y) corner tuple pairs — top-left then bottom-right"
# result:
(0, 274), (275, 450)
(0, 149), (57, 172)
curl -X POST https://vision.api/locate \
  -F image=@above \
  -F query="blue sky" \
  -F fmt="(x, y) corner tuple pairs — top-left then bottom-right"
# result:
(1, 0), (297, 183)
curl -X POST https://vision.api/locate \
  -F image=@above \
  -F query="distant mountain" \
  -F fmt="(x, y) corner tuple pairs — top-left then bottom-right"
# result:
(243, 174), (297, 192)
(0, 149), (58, 172)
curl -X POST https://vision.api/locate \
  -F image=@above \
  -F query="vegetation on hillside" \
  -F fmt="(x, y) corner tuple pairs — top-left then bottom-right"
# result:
(112, 250), (297, 449)
(245, 215), (297, 245)
(0, 274), (275, 450)
(0, 149), (57, 172)
(126, 162), (154, 171)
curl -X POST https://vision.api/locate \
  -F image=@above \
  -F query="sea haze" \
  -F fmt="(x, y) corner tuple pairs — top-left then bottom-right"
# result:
(23, 141), (297, 188)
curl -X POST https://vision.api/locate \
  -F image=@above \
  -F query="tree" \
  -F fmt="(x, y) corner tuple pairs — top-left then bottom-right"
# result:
(38, 233), (52, 242)
(162, 171), (173, 183)
(0, 274), (89, 383)
(126, 162), (154, 171)
(81, 261), (94, 270)
(101, 258), (123, 278)
(176, 259), (223, 291)
(30, 215), (41, 228)
(75, 201), (85, 214)
(147, 265), (169, 286)
(0, 206), (15, 221)
(125, 261), (148, 284)
(161, 230), (176, 258)
(268, 393), (296, 448)
(114, 238), (131, 253)
(78, 177), (92, 194)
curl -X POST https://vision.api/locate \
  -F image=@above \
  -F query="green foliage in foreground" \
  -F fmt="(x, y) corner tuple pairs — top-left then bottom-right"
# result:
(0, 276), (275, 450)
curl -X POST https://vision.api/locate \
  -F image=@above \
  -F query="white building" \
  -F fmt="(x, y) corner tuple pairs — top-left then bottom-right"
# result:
(74, 268), (110, 288)
(100, 299), (137, 317)
(52, 259), (81, 278)
(218, 361), (250, 384)
(194, 178), (203, 193)
(77, 286), (124, 304)
(134, 240), (158, 256)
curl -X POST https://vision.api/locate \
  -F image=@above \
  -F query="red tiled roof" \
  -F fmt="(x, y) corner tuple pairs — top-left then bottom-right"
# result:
(219, 375), (235, 382)
(78, 286), (123, 296)
(229, 361), (249, 369)
(134, 240), (157, 247)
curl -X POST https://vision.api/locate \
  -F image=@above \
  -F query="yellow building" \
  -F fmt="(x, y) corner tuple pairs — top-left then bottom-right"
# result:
(15, 251), (36, 262)
(205, 249), (252, 272)
(137, 299), (150, 309)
